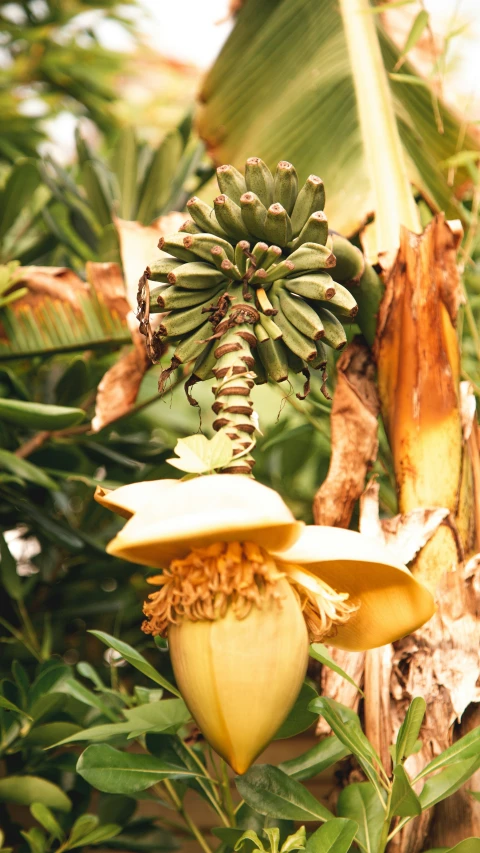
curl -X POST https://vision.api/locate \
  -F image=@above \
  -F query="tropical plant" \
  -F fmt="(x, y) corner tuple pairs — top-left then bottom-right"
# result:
(0, 0), (138, 163)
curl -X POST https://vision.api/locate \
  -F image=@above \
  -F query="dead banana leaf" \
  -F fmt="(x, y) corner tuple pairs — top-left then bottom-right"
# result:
(91, 315), (152, 433)
(313, 336), (379, 527)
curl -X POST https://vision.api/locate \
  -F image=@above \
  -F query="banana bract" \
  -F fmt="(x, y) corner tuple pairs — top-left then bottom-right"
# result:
(137, 157), (367, 474)
(96, 475), (435, 774)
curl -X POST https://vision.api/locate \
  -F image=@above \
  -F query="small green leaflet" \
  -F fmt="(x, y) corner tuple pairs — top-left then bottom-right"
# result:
(395, 697), (426, 764)
(167, 432), (233, 474)
(309, 644), (364, 696)
(89, 631), (180, 697)
(389, 766), (421, 818)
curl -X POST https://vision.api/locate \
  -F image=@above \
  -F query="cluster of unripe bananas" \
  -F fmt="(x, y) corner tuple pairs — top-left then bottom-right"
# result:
(140, 157), (365, 397)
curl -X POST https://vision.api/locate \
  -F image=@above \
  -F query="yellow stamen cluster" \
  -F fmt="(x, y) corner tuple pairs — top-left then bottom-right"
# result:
(142, 541), (286, 637)
(141, 540), (358, 642)
(290, 574), (359, 643)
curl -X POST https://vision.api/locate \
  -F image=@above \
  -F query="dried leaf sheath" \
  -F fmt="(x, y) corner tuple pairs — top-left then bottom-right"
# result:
(375, 215), (466, 585)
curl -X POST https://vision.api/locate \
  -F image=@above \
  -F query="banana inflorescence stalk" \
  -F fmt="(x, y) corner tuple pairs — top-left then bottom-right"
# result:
(137, 157), (370, 467)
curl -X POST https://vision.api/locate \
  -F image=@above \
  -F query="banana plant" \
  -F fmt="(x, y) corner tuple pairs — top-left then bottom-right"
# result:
(198, 1), (480, 849)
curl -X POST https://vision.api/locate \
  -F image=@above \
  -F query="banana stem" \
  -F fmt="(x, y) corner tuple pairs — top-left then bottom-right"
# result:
(211, 303), (259, 474)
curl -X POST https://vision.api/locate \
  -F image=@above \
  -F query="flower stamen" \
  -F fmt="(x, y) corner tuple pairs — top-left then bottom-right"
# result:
(142, 541), (286, 637)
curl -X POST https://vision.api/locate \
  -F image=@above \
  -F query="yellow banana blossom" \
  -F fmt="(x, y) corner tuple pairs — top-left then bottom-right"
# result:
(95, 475), (434, 773)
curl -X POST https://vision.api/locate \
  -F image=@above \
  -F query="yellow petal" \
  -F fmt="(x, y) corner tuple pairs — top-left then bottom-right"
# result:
(105, 475), (303, 568)
(168, 579), (309, 774)
(94, 480), (179, 519)
(274, 527), (435, 650)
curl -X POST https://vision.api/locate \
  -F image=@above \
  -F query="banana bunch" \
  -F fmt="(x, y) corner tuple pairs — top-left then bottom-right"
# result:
(140, 157), (364, 401)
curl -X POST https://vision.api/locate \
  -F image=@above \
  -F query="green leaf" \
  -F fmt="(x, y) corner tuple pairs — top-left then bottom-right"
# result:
(67, 824), (121, 849)
(20, 828), (47, 853)
(0, 694), (27, 716)
(123, 698), (191, 737)
(0, 448), (58, 490)
(0, 777), (71, 811)
(110, 127), (138, 221)
(167, 432), (234, 474)
(281, 826), (306, 852)
(443, 841), (480, 853)
(279, 735), (350, 781)
(416, 727), (480, 780)
(389, 766), (421, 818)
(28, 663), (72, 711)
(395, 697), (426, 764)
(198, 0), (477, 238)
(235, 765), (333, 823)
(234, 830), (266, 852)
(0, 398), (85, 430)
(24, 722), (81, 747)
(0, 160), (41, 240)
(30, 803), (64, 840)
(398, 10), (429, 61)
(58, 678), (119, 721)
(309, 645), (364, 696)
(310, 697), (384, 796)
(52, 721), (134, 746)
(67, 816), (100, 847)
(275, 682), (318, 739)
(0, 530), (23, 601)
(305, 819), (357, 853)
(336, 783), (385, 853)
(76, 744), (201, 794)
(136, 131), (183, 223)
(441, 151), (480, 169)
(419, 757), (480, 811)
(89, 631), (181, 697)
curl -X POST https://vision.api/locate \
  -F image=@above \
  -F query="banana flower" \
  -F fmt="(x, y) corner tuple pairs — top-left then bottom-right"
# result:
(95, 475), (434, 774)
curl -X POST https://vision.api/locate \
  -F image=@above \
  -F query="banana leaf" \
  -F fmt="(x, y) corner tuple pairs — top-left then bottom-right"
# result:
(197, 0), (479, 237)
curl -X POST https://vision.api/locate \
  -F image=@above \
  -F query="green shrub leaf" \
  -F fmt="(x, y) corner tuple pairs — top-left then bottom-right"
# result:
(235, 765), (333, 823)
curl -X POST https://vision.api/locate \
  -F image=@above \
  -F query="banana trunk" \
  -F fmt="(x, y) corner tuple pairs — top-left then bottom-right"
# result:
(375, 214), (470, 585)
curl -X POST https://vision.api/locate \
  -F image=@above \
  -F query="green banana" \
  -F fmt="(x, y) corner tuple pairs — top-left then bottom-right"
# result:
(263, 258), (295, 282)
(271, 297), (317, 362)
(278, 288), (325, 341)
(287, 242), (335, 274)
(290, 211), (328, 250)
(264, 203), (293, 247)
(159, 301), (216, 338)
(262, 244), (282, 270)
(147, 257), (184, 282)
(218, 258), (243, 280)
(258, 337), (289, 383)
(329, 233), (365, 283)
(317, 307), (348, 350)
(158, 235), (197, 263)
(240, 191), (268, 239)
(273, 161), (298, 215)
(251, 347), (268, 385)
(259, 313), (283, 340)
(192, 341), (217, 379)
(183, 233), (234, 263)
(174, 319), (213, 364)
(249, 268), (267, 286)
(290, 175), (325, 237)
(287, 349), (305, 374)
(311, 340), (328, 370)
(327, 281), (359, 317)
(282, 273), (336, 301)
(251, 241), (269, 267)
(245, 157), (274, 208)
(214, 194), (253, 242)
(179, 219), (202, 235)
(167, 262), (227, 290)
(235, 240), (250, 275)
(154, 284), (222, 311)
(186, 196), (228, 238)
(254, 322), (269, 344)
(216, 163), (247, 205)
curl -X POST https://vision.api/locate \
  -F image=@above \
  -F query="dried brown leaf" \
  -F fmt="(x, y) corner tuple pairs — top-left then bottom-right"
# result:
(313, 337), (379, 527)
